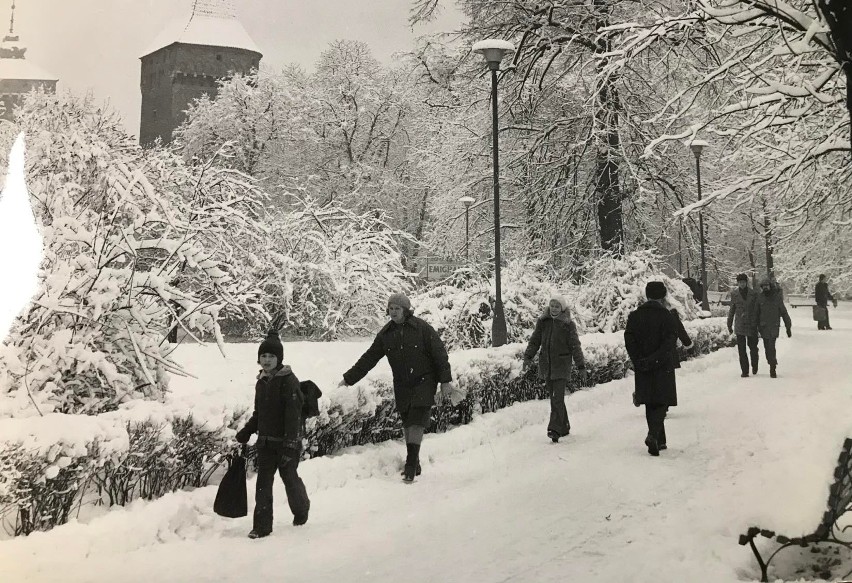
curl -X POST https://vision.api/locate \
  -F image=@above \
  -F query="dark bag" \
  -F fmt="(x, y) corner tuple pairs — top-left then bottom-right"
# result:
(299, 380), (323, 419)
(214, 447), (247, 518)
(812, 305), (828, 323)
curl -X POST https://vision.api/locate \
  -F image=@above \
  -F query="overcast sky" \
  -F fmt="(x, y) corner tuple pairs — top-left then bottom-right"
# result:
(10, 0), (464, 138)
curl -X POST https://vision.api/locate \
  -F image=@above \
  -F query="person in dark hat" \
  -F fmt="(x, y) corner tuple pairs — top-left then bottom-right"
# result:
(752, 276), (792, 378)
(727, 273), (760, 376)
(338, 293), (454, 483)
(624, 282), (679, 456)
(814, 274), (837, 330)
(235, 330), (310, 538)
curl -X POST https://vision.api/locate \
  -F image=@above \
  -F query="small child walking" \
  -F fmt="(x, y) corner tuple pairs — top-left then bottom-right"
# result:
(236, 330), (310, 538)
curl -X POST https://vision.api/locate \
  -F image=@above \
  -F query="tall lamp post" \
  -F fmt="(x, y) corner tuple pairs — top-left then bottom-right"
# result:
(688, 139), (710, 311)
(473, 39), (514, 347)
(459, 196), (475, 263)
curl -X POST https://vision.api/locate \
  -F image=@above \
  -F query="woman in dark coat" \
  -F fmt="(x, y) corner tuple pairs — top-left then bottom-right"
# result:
(523, 295), (587, 443)
(624, 282), (678, 456)
(338, 293), (454, 483)
(752, 277), (792, 378)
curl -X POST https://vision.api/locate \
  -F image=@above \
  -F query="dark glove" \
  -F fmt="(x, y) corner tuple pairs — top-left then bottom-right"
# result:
(280, 447), (300, 464)
(632, 391), (640, 407)
(235, 427), (251, 444)
(522, 358), (533, 373)
(786, 328), (792, 338)
(576, 369), (588, 387)
(727, 325), (733, 334)
(833, 299), (838, 308)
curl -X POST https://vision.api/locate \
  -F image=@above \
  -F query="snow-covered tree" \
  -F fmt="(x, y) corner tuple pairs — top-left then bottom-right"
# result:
(0, 93), (268, 416)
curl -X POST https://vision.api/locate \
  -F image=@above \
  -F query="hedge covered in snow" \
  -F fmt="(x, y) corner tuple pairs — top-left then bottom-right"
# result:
(0, 317), (732, 536)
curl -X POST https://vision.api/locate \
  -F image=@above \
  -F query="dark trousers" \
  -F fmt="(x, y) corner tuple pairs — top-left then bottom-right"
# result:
(645, 404), (667, 445)
(817, 302), (831, 330)
(763, 337), (778, 366)
(253, 446), (310, 534)
(546, 378), (570, 436)
(736, 334), (759, 374)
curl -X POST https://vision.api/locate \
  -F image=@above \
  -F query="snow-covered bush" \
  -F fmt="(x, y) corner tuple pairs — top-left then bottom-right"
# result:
(257, 196), (416, 339)
(572, 250), (702, 333)
(413, 262), (564, 350)
(0, 93), (268, 416)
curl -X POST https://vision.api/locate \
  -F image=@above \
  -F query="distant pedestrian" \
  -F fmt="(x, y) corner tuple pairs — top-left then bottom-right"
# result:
(624, 282), (679, 457)
(752, 277), (792, 378)
(814, 274), (837, 330)
(235, 330), (310, 538)
(338, 293), (454, 483)
(523, 295), (587, 443)
(727, 273), (760, 377)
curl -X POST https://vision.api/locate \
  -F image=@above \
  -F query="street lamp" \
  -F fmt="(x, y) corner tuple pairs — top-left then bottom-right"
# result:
(688, 139), (710, 311)
(459, 196), (475, 262)
(473, 38), (514, 347)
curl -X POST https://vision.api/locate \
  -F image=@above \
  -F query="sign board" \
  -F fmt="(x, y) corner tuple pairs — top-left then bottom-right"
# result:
(418, 258), (463, 281)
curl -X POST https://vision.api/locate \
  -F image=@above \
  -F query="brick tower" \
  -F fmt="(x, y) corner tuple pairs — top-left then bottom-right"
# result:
(139, 0), (262, 146)
(0, 0), (58, 121)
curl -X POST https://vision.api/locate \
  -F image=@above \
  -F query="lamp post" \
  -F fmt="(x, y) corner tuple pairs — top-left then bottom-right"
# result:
(688, 139), (710, 311)
(459, 196), (475, 262)
(473, 39), (514, 347)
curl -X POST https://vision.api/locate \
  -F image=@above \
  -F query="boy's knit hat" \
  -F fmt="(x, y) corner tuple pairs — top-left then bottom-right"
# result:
(736, 273), (748, 282)
(258, 330), (284, 364)
(549, 295), (568, 312)
(387, 293), (412, 311)
(645, 281), (667, 300)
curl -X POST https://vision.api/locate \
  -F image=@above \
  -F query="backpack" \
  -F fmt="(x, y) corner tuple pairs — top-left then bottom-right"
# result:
(299, 380), (322, 420)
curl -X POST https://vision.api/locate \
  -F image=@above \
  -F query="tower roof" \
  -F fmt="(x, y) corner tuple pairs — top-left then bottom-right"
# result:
(141, 0), (261, 58)
(0, 54), (57, 82)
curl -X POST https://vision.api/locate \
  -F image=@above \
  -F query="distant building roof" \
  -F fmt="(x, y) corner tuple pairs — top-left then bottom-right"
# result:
(141, 0), (261, 58)
(0, 34), (57, 82)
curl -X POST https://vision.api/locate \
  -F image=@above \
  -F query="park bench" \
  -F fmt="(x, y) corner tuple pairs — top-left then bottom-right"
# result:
(787, 294), (814, 308)
(706, 290), (730, 306)
(738, 437), (852, 582)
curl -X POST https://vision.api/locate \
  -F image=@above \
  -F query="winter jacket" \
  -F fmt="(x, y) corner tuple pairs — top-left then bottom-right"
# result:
(523, 308), (585, 380)
(669, 309), (693, 369)
(727, 287), (758, 336)
(239, 365), (303, 451)
(624, 301), (678, 407)
(343, 315), (452, 412)
(752, 289), (792, 339)
(815, 282), (834, 307)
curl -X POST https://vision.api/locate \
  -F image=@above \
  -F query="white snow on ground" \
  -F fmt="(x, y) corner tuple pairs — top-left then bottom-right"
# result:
(1, 305), (851, 583)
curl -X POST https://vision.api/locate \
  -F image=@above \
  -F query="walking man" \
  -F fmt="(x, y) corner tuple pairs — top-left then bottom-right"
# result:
(338, 293), (454, 483)
(727, 273), (759, 376)
(814, 274), (837, 330)
(752, 277), (792, 378)
(624, 282), (678, 456)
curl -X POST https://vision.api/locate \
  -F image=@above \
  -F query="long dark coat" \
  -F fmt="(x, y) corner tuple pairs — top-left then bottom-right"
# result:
(240, 365), (304, 451)
(752, 289), (792, 339)
(523, 309), (585, 380)
(624, 301), (678, 407)
(343, 314), (452, 412)
(815, 281), (834, 307)
(727, 287), (758, 336)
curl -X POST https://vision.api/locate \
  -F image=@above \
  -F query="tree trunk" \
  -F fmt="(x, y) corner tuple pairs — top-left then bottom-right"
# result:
(594, 0), (624, 254)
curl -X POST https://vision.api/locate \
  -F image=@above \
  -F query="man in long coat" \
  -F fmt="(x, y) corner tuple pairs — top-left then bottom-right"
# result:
(338, 293), (453, 482)
(752, 276), (792, 378)
(814, 274), (837, 330)
(624, 282), (678, 457)
(727, 273), (759, 376)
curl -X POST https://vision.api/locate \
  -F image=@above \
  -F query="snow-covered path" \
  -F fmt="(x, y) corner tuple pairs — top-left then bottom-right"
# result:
(3, 305), (851, 583)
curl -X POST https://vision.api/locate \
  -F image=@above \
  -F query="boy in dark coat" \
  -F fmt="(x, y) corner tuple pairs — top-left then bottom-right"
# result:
(235, 330), (310, 538)
(727, 273), (760, 376)
(624, 282), (678, 457)
(752, 277), (792, 378)
(338, 293), (454, 483)
(814, 274), (837, 330)
(523, 295), (587, 443)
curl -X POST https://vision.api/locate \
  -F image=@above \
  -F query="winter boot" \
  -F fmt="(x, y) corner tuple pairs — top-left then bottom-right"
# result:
(547, 430), (559, 443)
(403, 443), (421, 483)
(293, 501), (310, 526)
(645, 435), (660, 457)
(770, 365), (777, 378)
(400, 464), (422, 477)
(248, 529), (270, 539)
(740, 372), (749, 378)
(751, 362), (758, 375)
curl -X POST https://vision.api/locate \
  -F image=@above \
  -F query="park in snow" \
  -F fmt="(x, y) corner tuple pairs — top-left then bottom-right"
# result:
(1, 305), (850, 583)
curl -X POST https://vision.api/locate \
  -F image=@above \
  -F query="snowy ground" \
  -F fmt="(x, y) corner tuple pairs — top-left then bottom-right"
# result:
(2, 305), (851, 583)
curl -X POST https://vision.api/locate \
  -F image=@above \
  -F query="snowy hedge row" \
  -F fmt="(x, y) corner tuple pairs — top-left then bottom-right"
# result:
(0, 318), (732, 536)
